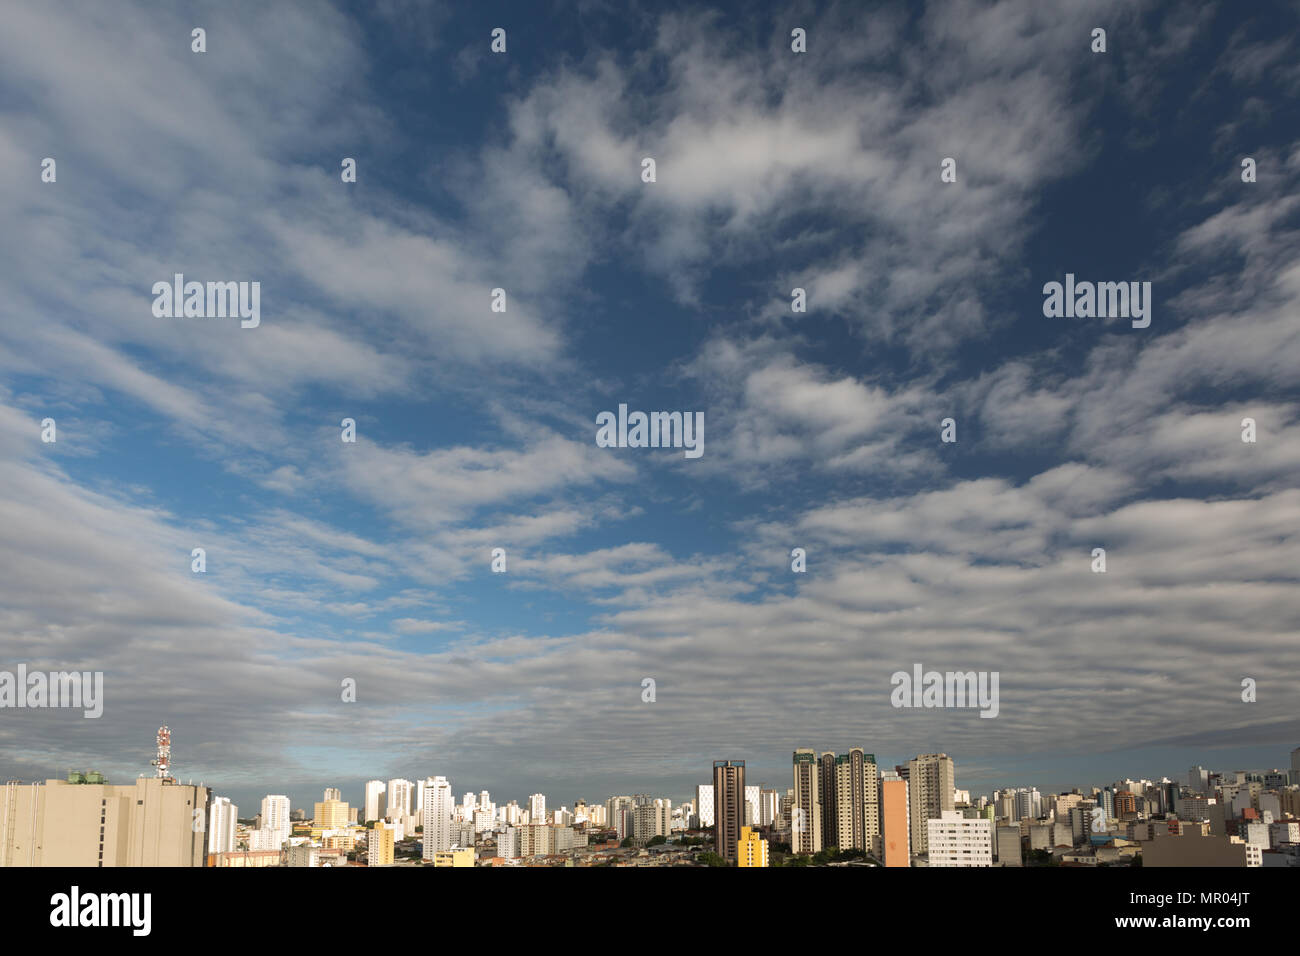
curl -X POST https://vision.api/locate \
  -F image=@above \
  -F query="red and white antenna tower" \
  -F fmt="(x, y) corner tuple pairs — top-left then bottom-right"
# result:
(151, 725), (172, 779)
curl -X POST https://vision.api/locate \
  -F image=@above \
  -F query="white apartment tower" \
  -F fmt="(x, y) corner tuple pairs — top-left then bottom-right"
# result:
(364, 780), (386, 823)
(695, 785), (715, 827)
(208, 796), (238, 854)
(529, 793), (547, 825)
(421, 776), (454, 860)
(928, 810), (993, 867)
(387, 778), (414, 820)
(260, 795), (291, 848)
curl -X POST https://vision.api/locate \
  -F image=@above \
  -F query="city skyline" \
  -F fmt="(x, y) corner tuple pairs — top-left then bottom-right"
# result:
(23, 734), (1298, 818)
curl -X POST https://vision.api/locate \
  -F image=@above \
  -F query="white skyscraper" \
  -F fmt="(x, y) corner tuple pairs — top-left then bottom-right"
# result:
(364, 780), (386, 823)
(209, 796), (238, 854)
(261, 795), (291, 848)
(529, 793), (547, 825)
(387, 779), (414, 820)
(422, 776), (454, 860)
(695, 785), (715, 827)
(744, 785), (760, 827)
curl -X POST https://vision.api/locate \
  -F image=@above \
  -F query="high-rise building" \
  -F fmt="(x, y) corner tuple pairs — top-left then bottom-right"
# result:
(498, 827), (520, 859)
(695, 785), (715, 827)
(421, 776), (454, 860)
(1014, 788), (1042, 821)
(614, 807), (634, 841)
(819, 751), (838, 850)
(387, 779), (414, 820)
(880, 774), (909, 867)
(529, 793), (547, 825)
(368, 823), (395, 866)
(1, 776), (209, 867)
(713, 760), (746, 863)
(323, 788), (341, 802)
(759, 789), (778, 827)
(792, 749), (822, 855)
(927, 810), (993, 867)
(363, 780), (386, 823)
(314, 798), (350, 828)
(261, 794), (292, 848)
(834, 748), (880, 856)
(606, 795), (633, 836)
(208, 796), (238, 855)
(744, 785), (760, 827)
(634, 799), (672, 842)
(908, 754), (955, 857)
(738, 826), (768, 867)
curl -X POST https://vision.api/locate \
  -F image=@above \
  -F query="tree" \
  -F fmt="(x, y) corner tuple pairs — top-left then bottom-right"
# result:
(647, 835), (667, 847)
(697, 852), (728, 867)
(620, 836), (635, 848)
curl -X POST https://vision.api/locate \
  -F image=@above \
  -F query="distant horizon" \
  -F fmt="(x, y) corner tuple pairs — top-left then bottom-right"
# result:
(19, 740), (1295, 818)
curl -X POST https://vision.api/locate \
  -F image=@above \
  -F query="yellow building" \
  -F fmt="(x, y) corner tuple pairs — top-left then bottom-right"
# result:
(433, 847), (474, 867)
(313, 799), (350, 828)
(368, 823), (395, 867)
(737, 826), (768, 867)
(320, 830), (358, 851)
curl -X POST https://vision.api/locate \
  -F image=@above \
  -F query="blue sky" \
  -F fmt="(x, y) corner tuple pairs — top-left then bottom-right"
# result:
(1, 0), (1298, 815)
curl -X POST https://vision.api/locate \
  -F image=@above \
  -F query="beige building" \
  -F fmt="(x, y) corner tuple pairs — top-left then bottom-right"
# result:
(792, 749), (822, 855)
(368, 824), (395, 867)
(1, 776), (208, 867)
(212, 849), (281, 867)
(908, 754), (955, 857)
(834, 749), (880, 856)
(433, 847), (474, 867)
